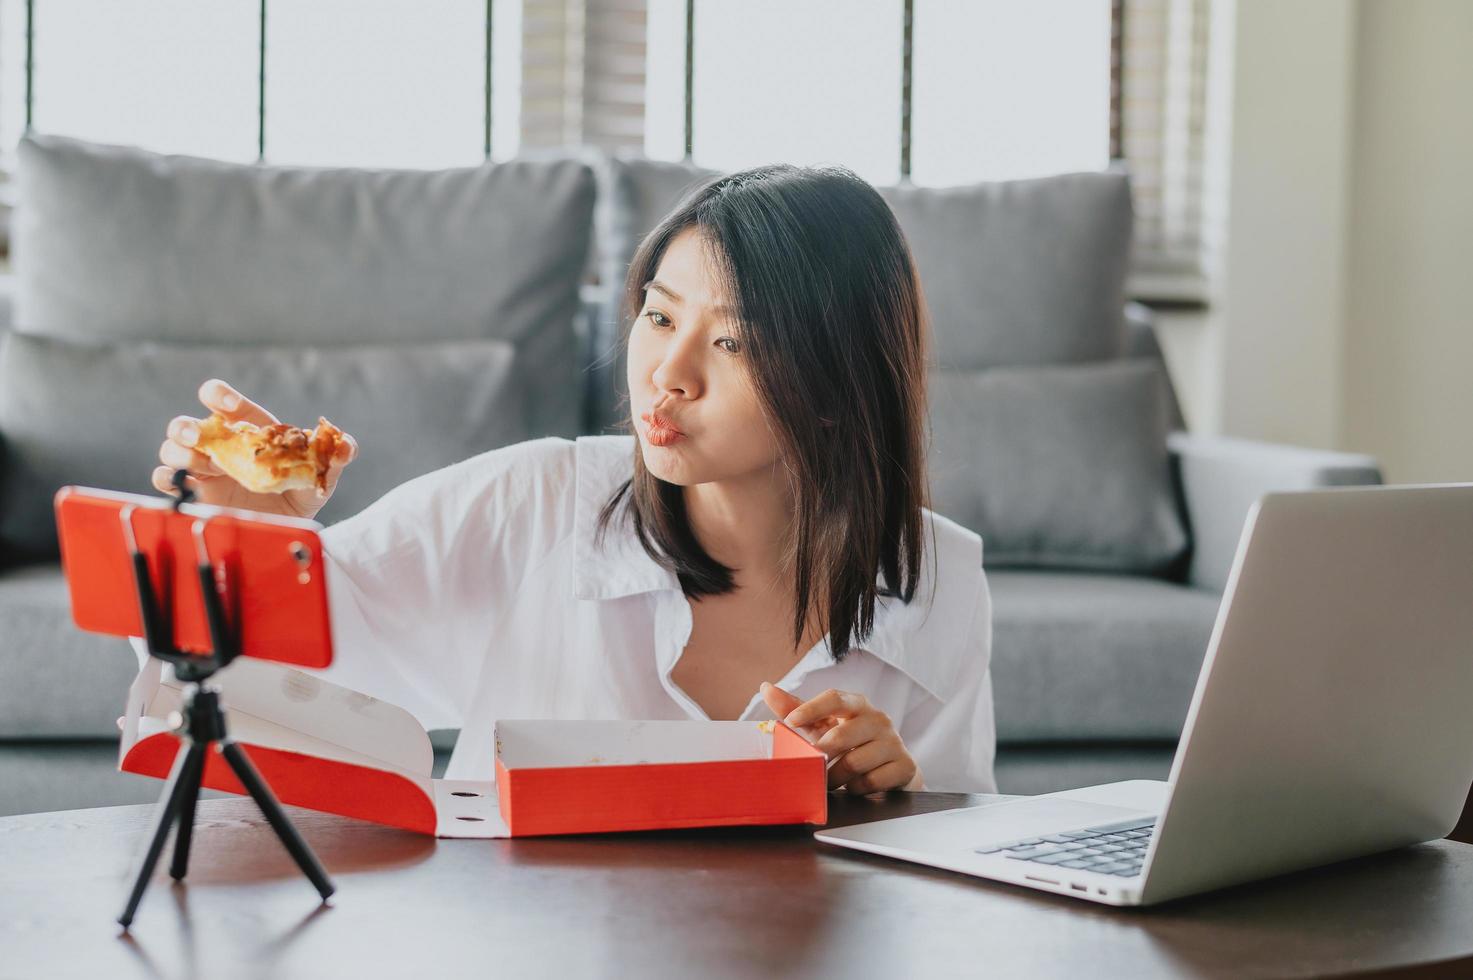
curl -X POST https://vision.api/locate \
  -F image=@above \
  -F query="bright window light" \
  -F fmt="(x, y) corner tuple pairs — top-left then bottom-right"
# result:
(649, 0), (1110, 185)
(265, 0), (485, 169)
(910, 0), (1111, 184)
(6, 0), (259, 162)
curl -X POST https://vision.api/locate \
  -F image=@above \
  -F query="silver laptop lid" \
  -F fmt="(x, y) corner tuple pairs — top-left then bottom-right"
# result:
(1142, 483), (1473, 904)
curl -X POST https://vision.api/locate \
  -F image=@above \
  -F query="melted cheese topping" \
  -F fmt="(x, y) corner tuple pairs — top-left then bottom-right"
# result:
(195, 414), (345, 494)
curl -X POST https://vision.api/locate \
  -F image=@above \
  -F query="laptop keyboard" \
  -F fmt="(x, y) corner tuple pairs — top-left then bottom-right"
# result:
(974, 817), (1156, 878)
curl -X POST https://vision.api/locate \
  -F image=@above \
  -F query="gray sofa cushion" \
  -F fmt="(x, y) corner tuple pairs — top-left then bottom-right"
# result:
(1125, 301), (1186, 430)
(597, 153), (721, 298)
(599, 157), (1132, 368)
(989, 570), (1220, 741)
(877, 172), (1132, 369)
(587, 154), (720, 432)
(12, 132), (596, 436)
(14, 131), (596, 344)
(590, 157), (1135, 431)
(0, 563), (139, 739)
(0, 331), (538, 559)
(929, 359), (1188, 574)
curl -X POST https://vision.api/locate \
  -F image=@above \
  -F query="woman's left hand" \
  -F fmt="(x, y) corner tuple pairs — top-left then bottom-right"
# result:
(761, 682), (924, 794)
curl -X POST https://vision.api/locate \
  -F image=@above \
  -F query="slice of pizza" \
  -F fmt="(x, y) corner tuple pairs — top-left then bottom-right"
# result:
(194, 414), (347, 495)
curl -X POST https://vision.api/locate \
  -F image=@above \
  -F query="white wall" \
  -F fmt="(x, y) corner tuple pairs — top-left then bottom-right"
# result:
(1165, 0), (1471, 488)
(1342, 0), (1473, 483)
(1210, 0), (1358, 449)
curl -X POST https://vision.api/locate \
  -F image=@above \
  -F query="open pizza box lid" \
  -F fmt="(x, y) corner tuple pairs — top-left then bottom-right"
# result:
(117, 652), (828, 838)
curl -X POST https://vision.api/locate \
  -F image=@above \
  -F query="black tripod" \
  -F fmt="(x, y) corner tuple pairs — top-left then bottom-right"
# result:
(117, 470), (335, 929)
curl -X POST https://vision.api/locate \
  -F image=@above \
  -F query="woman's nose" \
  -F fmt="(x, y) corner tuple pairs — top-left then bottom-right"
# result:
(650, 338), (701, 399)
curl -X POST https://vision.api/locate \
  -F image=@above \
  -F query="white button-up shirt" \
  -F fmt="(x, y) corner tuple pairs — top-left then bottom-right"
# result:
(311, 434), (997, 792)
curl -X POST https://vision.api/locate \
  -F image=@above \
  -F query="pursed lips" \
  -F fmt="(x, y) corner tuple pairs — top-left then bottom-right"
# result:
(641, 412), (685, 445)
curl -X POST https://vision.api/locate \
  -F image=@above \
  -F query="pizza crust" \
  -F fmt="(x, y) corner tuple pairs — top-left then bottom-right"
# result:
(194, 414), (347, 495)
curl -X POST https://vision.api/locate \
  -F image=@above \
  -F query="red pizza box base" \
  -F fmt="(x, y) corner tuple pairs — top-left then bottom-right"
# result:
(122, 732), (439, 834)
(493, 720), (828, 836)
(119, 702), (828, 838)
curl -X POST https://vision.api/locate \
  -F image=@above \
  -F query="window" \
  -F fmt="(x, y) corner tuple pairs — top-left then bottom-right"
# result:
(265, 0), (486, 169)
(0, 0), (522, 168)
(1, 0), (1116, 180)
(646, 0), (1110, 186)
(650, 0), (903, 185)
(909, 0), (1111, 185)
(0, 0), (259, 163)
(0, 0), (1213, 297)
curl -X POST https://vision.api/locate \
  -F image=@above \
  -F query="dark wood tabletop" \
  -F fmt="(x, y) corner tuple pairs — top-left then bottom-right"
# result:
(4, 792), (1473, 980)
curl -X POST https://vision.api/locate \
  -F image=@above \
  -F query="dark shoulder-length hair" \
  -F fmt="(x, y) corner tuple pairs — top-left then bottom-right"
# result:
(597, 163), (934, 662)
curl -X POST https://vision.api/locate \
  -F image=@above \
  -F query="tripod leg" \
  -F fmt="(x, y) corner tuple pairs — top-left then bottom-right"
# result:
(168, 740), (207, 881)
(219, 740), (336, 901)
(119, 741), (204, 928)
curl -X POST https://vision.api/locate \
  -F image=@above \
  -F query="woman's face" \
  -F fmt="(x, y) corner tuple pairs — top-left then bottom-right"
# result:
(627, 226), (782, 488)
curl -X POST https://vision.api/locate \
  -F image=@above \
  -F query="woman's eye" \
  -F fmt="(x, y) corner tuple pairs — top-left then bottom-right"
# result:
(642, 309), (737, 354)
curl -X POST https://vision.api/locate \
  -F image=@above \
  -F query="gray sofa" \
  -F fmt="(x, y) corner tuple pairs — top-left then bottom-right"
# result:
(0, 133), (1381, 815)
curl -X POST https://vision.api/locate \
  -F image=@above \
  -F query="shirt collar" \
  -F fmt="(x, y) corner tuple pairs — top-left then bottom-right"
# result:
(842, 531), (982, 702)
(573, 435), (680, 600)
(571, 434), (981, 702)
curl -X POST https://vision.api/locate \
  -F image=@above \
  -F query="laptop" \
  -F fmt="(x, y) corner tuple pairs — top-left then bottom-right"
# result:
(817, 483), (1473, 906)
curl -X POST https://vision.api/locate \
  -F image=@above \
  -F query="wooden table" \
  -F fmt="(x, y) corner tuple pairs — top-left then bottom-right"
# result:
(4, 792), (1473, 979)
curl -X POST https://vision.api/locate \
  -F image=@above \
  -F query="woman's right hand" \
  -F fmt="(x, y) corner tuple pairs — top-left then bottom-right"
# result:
(152, 378), (357, 521)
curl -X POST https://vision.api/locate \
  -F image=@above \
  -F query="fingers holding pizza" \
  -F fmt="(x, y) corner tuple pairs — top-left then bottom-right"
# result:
(152, 379), (357, 520)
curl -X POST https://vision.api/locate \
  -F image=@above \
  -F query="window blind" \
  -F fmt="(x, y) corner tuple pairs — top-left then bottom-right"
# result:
(1119, 0), (1217, 302)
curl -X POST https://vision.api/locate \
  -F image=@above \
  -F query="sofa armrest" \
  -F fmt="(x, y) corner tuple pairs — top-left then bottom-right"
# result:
(1168, 432), (1383, 592)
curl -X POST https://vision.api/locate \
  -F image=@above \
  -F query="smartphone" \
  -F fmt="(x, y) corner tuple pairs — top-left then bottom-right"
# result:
(54, 486), (333, 669)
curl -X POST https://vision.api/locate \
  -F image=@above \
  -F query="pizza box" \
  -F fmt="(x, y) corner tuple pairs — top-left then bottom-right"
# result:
(116, 653), (829, 838)
(492, 718), (828, 836)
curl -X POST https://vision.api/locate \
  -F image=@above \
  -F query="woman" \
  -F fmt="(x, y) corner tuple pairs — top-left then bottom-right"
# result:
(152, 164), (996, 794)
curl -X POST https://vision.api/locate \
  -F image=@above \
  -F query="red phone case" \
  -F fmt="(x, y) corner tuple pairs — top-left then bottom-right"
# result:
(54, 486), (333, 669)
